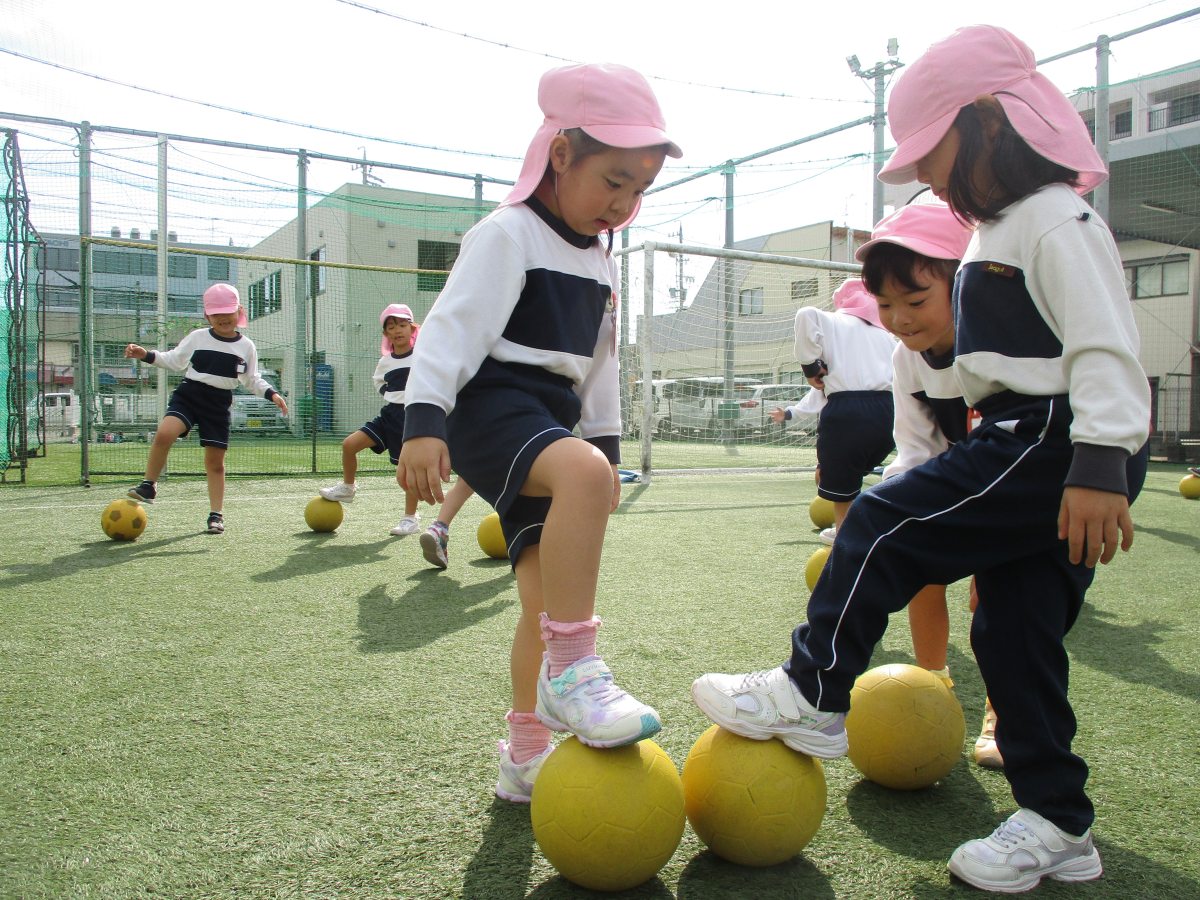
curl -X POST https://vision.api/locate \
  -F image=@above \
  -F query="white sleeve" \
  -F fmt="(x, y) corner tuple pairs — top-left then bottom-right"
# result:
(237, 339), (275, 397)
(793, 307), (825, 366)
(1028, 216), (1149, 454)
(575, 291), (620, 440)
(884, 347), (950, 480)
(371, 356), (389, 395)
(404, 220), (525, 415)
(147, 329), (200, 373)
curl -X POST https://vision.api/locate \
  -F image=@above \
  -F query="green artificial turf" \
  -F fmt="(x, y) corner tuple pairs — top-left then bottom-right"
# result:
(1, 467), (1197, 898)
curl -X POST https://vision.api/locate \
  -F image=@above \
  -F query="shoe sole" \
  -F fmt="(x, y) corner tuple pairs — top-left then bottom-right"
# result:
(318, 494), (354, 503)
(420, 532), (448, 568)
(128, 490), (154, 504)
(948, 848), (1102, 893)
(535, 703), (661, 749)
(690, 682), (848, 759)
(494, 784), (532, 803)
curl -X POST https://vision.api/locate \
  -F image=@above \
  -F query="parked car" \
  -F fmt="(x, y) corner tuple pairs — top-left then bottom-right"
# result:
(657, 376), (762, 439)
(735, 383), (820, 437)
(627, 379), (673, 438)
(230, 393), (287, 432)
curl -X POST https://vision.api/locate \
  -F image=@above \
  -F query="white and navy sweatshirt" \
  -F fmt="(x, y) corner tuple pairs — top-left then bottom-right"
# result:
(793, 307), (896, 394)
(884, 344), (967, 480)
(403, 198), (621, 463)
(143, 328), (278, 400)
(954, 184), (1150, 493)
(373, 350), (414, 406)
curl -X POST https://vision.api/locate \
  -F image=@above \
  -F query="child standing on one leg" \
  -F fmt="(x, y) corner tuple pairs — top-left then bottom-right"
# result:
(399, 63), (680, 802)
(125, 283), (287, 534)
(692, 25), (1149, 894)
(858, 197), (1000, 767)
(319, 304), (423, 537)
(787, 277), (897, 545)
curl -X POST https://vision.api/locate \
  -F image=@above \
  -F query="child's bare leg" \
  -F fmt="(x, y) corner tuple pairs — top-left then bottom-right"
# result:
(144, 416), (187, 481)
(521, 439), (613, 622)
(437, 478), (475, 526)
(204, 445), (227, 513)
(833, 500), (852, 530)
(340, 431), (374, 483)
(908, 583), (950, 671)
(513, 545), (547, 713)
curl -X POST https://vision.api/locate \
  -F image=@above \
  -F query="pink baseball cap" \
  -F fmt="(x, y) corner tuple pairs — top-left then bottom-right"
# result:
(833, 277), (883, 329)
(501, 63), (682, 231)
(380, 302), (416, 354)
(203, 282), (247, 328)
(855, 199), (974, 263)
(878, 25), (1107, 194)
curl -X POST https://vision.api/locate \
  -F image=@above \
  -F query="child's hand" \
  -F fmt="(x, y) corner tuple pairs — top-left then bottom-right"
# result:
(125, 343), (146, 360)
(398, 437), (451, 504)
(1058, 486), (1133, 568)
(769, 407), (786, 425)
(806, 374), (825, 391)
(273, 394), (289, 417)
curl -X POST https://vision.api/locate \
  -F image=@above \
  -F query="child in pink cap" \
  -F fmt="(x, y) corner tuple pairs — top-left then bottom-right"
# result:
(124, 282), (287, 534)
(857, 198), (1002, 768)
(398, 62), (680, 802)
(320, 304), (447, 537)
(693, 26), (1149, 894)
(770, 277), (897, 544)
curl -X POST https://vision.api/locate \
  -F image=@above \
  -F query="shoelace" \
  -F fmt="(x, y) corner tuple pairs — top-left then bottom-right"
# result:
(577, 671), (629, 707)
(990, 817), (1030, 849)
(736, 670), (778, 690)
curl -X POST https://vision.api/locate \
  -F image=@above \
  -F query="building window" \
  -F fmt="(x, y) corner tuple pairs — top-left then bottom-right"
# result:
(169, 294), (203, 317)
(309, 247), (326, 297)
(1112, 109), (1132, 139)
(94, 249), (156, 276)
(1125, 257), (1189, 299)
(248, 271), (283, 319)
(791, 279), (819, 301)
(45, 247), (80, 271)
(417, 240), (460, 292)
(168, 256), (197, 278)
(206, 258), (231, 281)
(739, 286), (764, 316)
(1170, 93), (1200, 126)
(46, 287), (80, 309)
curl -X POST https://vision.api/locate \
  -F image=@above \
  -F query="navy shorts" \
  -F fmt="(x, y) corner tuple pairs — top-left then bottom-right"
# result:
(447, 358), (582, 567)
(815, 390), (894, 502)
(165, 379), (232, 448)
(360, 404), (406, 465)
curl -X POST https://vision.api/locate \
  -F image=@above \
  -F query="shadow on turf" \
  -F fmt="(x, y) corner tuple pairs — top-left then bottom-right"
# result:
(1135, 523), (1200, 551)
(251, 534), (397, 581)
(1071, 601), (1200, 703)
(355, 572), (514, 653)
(675, 850), (834, 898)
(0, 533), (208, 588)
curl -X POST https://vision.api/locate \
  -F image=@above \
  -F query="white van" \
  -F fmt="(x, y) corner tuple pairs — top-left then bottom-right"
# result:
(658, 376), (762, 439)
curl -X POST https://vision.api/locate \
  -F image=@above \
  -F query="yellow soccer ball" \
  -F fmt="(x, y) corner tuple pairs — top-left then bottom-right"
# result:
(845, 663), (965, 790)
(531, 737), (685, 892)
(477, 511), (508, 559)
(101, 498), (147, 541)
(1180, 474), (1200, 499)
(809, 495), (836, 529)
(682, 724), (826, 867)
(304, 496), (344, 533)
(805, 546), (831, 592)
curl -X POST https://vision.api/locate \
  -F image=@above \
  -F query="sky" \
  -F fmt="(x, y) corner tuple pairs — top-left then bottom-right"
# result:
(4, 0), (1200, 283)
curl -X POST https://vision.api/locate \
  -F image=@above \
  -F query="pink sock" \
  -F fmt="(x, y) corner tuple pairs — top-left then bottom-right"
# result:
(506, 710), (551, 765)
(539, 612), (601, 678)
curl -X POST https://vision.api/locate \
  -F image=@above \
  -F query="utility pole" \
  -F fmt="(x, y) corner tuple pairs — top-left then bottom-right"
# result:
(847, 39), (903, 226)
(354, 147), (383, 186)
(667, 224), (692, 310)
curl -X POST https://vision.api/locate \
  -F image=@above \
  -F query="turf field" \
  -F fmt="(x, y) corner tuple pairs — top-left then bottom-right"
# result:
(1, 466), (1196, 898)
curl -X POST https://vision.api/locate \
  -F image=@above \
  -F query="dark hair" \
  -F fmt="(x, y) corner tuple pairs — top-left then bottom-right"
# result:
(946, 102), (1080, 223)
(562, 128), (610, 164)
(861, 242), (958, 297)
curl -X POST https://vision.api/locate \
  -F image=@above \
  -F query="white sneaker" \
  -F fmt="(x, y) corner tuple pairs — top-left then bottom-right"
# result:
(948, 808), (1102, 893)
(819, 526), (837, 546)
(319, 482), (356, 503)
(495, 740), (552, 803)
(690, 666), (847, 758)
(389, 514), (421, 536)
(535, 655), (661, 748)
